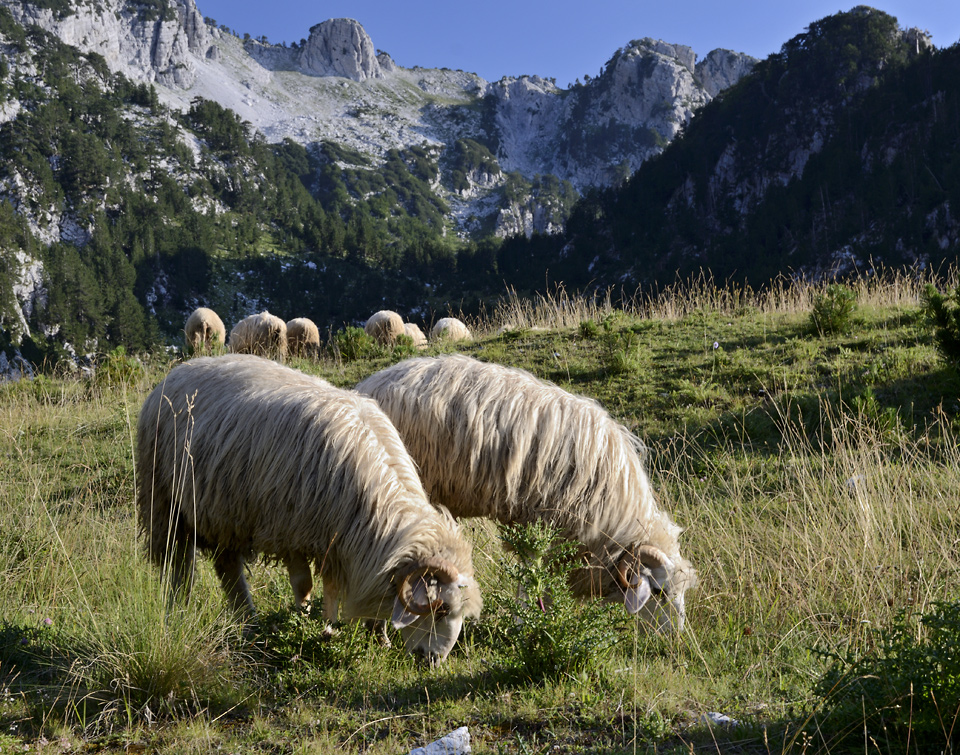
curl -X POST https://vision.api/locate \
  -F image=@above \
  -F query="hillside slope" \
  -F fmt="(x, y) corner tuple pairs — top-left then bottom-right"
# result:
(498, 7), (958, 289)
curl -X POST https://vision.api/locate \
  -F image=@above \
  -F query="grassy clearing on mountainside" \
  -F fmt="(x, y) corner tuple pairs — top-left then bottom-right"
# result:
(1, 272), (959, 753)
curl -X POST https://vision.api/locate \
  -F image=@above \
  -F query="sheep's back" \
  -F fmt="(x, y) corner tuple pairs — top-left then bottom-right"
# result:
(137, 355), (440, 579)
(229, 312), (287, 359)
(184, 307), (226, 352)
(357, 355), (655, 552)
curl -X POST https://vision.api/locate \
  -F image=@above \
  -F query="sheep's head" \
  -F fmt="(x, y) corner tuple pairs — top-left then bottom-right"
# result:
(391, 558), (481, 666)
(615, 545), (696, 632)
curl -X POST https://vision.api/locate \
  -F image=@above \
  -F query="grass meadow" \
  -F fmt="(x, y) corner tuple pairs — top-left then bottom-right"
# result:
(1, 271), (959, 753)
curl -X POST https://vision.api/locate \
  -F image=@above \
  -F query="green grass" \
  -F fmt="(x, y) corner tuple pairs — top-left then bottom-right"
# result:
(1, 272), (959, 752)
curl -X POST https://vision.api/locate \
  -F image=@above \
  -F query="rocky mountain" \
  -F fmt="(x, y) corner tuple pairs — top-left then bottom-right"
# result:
(3, 0), (213, 87)
(0, 0), (762, 374)
(0, 0), (756, 239)
(495, 7), (957, 291)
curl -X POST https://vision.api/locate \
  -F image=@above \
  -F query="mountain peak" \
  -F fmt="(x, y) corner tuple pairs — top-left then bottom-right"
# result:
(298, 18), (383, 81)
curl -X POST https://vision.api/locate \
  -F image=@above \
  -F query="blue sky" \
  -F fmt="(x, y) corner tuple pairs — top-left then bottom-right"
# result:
(194, 1), (959, 88)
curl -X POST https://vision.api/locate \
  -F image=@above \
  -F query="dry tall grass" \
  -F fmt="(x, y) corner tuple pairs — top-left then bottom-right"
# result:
(655, 403), (960, 665)
(482, 266), (957, 332)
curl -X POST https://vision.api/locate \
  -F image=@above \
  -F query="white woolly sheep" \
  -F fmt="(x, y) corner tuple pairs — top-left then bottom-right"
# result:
(403, 322), (428, 349)
(430, 317), (471, 342)
(184, 307), (226, 355)
(286, 317), (321, 359)
(364, 310), (405, 345)
(357, 354), (696, 632)
(229, 311), (287, 360)
(137, 354), (482, 665)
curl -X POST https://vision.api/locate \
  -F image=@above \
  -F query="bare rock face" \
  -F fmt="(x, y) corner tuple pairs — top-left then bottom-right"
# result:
(592, 39), (707, 137)
(2, 0), (210, 87)
(695, 49), (757, 98)
(487, 40), (756, 189)
(489, 76), (565, 176)
(902, 27), (934, 54)
(377, 51), (396, 74)
(494, 200), (566, 239)
(298, 18), (383, 81)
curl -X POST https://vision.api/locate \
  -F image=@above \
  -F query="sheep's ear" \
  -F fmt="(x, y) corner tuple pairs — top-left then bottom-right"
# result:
(637, 548), (672, 593)
(625, 575), (652, 614)
(647, 564), (670, 593)
(391, 595), (419, 629)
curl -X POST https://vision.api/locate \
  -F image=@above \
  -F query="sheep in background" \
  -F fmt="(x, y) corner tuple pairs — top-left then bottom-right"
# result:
(430, 317), (471, 342)
(403, 322), (428, 349)
(286, 317), (321, 359)
(229, 311), (287, 360)
(364, 310), (405, 345)
(357, 354), (695, 632)
(137, 354), (482, 665)
(184, 307), (226, 355)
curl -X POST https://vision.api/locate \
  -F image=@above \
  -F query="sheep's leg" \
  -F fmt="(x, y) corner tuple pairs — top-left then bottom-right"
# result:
(321, 578), (340, 639)
(364, 619), (391, 647)
(166, 529), (196, 609)
(284, 553), (313, 608)
(213, 550), (256, 618)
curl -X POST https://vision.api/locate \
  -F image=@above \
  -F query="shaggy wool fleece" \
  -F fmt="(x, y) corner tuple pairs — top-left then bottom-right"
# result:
(357, 354), (695, 631)
(137, 354), (481, 660)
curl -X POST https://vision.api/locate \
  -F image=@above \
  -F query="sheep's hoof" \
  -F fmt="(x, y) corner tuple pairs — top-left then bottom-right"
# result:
(364, 619), (391, 647)
(240, 619), (260, 642)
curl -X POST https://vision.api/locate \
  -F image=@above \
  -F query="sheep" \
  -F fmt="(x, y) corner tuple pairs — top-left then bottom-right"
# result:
(430, 317), (471, 342)
(229, 311), (287, 360)
(184, 307), (226, 355)
(364, 310), (404, 345)
(403, 322), (428, 349)
(286, 317), (321, 359)
(356, 354), (695, 632)
(136, 354), (482, 664)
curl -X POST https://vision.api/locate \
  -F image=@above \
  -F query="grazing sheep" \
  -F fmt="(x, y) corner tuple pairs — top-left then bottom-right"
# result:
(137, 354), (482, 665)
(430, 317), (471, 342)
(364, 310), (404, 345)
(357, 354), (695, 632)
(403, 323), (428, 349)
(184, 307), (226, 355)
(229, 311), (287, 360)
(286, 317), (321, 359)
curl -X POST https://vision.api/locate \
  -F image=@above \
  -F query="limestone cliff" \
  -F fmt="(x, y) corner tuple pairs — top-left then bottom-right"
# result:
(243, 18), (383, 81)
(4, 0), (212, 87)
(695, 48), (758, 98)
(299, 18), (382, 80)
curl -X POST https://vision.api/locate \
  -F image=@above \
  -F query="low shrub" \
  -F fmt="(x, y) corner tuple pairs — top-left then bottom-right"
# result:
(90, 346), (145, 390)
(390, 333), (418, 360)
(329, 326), (378, 361)
(813, 601), (960, 749)
(810, 283), (858, 334)
(488, 522), (621, 681)
(921, 282), (960, 373)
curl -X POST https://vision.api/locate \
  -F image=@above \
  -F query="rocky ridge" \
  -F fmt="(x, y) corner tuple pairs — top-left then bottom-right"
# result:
(3, 0), (213, 87)
(0, 0), (757, 237)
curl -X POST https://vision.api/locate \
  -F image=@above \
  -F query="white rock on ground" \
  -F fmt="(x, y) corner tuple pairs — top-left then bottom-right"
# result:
(408, 726), (471, 755)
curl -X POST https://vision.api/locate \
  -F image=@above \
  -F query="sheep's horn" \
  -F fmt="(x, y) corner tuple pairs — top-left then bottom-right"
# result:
(616, 545), (671, 589)
(397, 558), (459, 616)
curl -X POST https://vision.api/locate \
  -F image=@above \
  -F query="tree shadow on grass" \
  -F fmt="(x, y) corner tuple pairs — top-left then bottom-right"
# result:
(0, 620), (89, 737)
